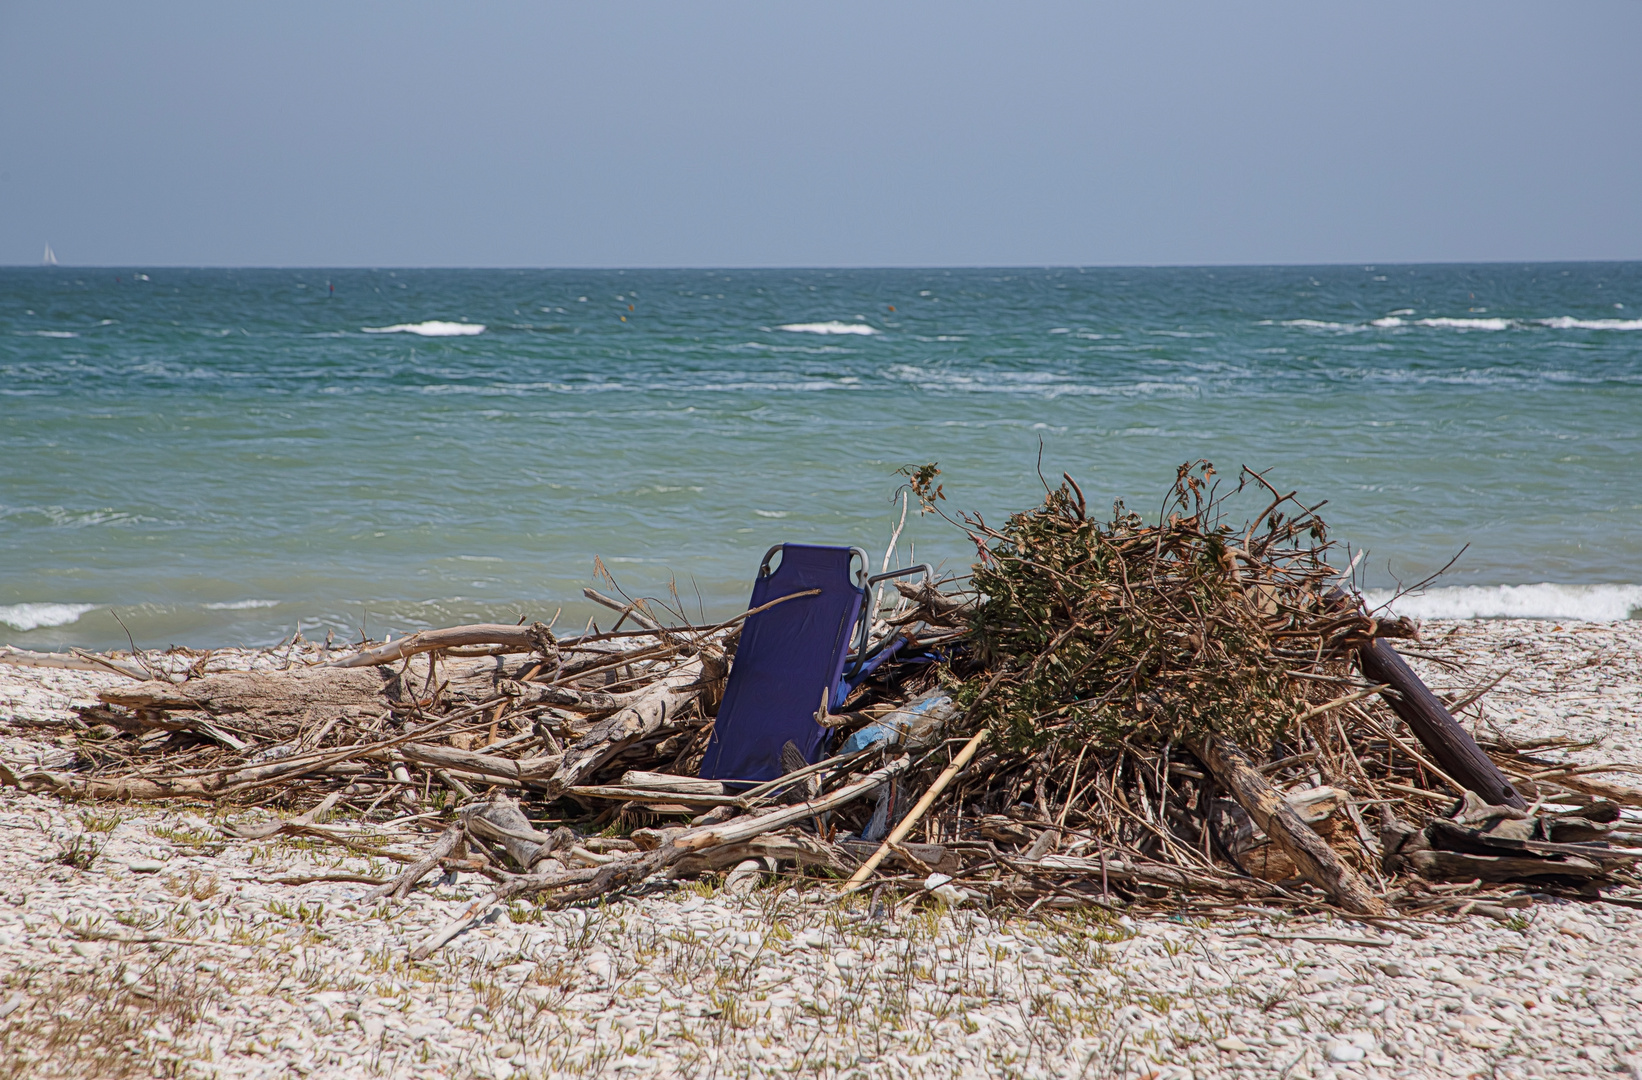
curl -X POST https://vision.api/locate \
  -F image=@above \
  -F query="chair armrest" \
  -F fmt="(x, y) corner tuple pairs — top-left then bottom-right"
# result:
(866, 563), (932, 587)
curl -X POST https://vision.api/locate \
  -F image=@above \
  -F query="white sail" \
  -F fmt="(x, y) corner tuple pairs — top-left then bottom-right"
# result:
(42, 244), (58, 266)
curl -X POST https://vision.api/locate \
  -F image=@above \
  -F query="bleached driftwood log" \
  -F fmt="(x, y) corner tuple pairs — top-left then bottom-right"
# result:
(545, 658), (704, 796)
(0, 645), (150, 681)
(100, 667), (388, 741)
(327, 623), (558, 669)
(1189, 732), (1385, 915)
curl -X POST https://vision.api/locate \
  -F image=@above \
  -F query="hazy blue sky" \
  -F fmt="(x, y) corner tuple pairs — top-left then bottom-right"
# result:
(4, 2), (1639, 267)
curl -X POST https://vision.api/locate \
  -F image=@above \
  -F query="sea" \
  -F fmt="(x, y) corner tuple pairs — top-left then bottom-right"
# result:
(2, 264), (1639, 652)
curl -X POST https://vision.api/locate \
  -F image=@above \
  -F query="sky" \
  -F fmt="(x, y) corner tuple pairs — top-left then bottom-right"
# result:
(3, 2), (1640, 268)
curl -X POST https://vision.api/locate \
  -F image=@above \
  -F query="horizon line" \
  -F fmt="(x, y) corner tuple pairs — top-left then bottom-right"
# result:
(6, 258), (1642, 272)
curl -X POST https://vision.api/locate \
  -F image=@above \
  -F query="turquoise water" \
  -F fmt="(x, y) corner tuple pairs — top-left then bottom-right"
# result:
(3, 265), (1639, 651)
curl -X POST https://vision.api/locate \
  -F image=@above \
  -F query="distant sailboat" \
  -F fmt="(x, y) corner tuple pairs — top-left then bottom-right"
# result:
(42, 244), (58, 266)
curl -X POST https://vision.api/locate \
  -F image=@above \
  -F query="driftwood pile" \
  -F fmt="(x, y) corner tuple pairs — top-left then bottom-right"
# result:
(4, 463), (1641, 954)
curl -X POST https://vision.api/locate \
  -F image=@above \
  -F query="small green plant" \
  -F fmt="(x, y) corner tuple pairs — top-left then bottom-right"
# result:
(149, 824), (217, 845)
(78, 810), (123, 833)
(263, 899), (324, 925)
(506, 900), (545, 925)
(54, 834), (101, 870)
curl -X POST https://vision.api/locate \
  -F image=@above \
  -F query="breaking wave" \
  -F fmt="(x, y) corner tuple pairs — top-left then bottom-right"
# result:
(1538, 316), (1642, 331)
(1411, 317), (1512, 330)
(1287, 315), (1642, 333)
(361, 321), (485, 337)
(776, 321), (879, 336)
(202, 599), (280, 611)
(0, 602), (97, 632)
(1363, 583), (1642, 622)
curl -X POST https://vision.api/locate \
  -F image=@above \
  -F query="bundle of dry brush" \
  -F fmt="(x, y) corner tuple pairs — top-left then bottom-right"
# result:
(4, 463), (1640, 955)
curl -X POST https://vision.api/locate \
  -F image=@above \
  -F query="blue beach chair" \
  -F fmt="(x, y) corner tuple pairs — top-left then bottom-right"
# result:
(698, 544), (930, 784)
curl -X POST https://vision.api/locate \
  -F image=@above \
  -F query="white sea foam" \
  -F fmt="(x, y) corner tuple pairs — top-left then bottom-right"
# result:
(0, 602), (97, 632)
(1291, 314), (1642, 334)
(1283, 319), (1359, 331)
(753, 509), (789, 518)
(202, 599), (280, 610)
(361, 321), (485, 337)
(1414, 317), (1512, 331)
(1364, 583), (1642, 622)
(1537, 316), (1642, 331)
(775, 321), (879, 336)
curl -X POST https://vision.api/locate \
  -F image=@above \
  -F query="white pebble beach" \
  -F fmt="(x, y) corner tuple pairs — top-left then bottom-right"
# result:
(3, 618), (1640, 1079)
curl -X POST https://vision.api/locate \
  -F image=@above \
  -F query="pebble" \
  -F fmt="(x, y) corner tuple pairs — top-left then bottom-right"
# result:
(1, 619), (1640, 1079)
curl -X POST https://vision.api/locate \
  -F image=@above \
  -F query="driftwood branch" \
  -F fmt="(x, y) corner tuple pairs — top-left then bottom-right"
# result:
(674, 757), (912, 852)
(408, 845), (684, 960)
(1357, 638), (1526, 808)
(1188, 732), (1385, 915)
(327, 622), (558, 669)
(583, 588), (663, 631)
(545, 658), (703, 796)
(1, 645), (151, 681)
(366, 824), (467, 901)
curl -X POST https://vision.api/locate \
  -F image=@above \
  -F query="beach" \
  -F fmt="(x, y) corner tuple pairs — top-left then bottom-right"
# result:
(8, 4), (1640, 1075)
(3, 617), (1638, 1079)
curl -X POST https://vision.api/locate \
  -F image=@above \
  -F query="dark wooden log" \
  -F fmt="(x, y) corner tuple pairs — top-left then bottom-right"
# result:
(1356, 638), (1525, 809)
(1407, 849), (1602, 883)
(1187, 732), (1385, 915)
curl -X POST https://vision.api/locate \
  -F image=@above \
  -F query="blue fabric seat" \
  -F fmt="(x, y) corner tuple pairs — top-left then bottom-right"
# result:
(698, 544), (928, 785)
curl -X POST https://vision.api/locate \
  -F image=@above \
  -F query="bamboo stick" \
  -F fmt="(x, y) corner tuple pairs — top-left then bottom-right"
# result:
(842, 728), (990, 890)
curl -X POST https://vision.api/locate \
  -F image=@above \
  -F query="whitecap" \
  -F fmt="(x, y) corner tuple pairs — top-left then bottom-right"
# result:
(1369, 317), (1405, 328)
(753, 509), (789, 518)
(22, 330), (79, 338)
(202, 599), (280, 610)
(1414, 317), (1512, 331)
(1282, 319), (1362, 331)
(361, 321), (485, 337)
(775, 321), (879, 336)
(1364, 583), (1642, 622)
(1537, 316), (1642, 331)
(0, 602), (97, 632)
